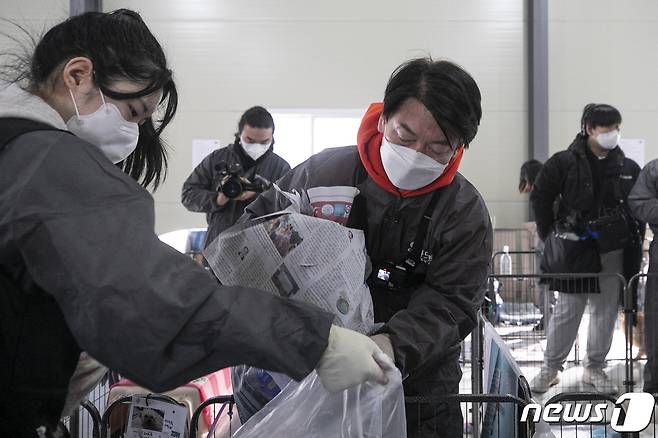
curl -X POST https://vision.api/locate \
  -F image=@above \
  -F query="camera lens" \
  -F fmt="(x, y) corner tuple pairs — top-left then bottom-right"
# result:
(222, 178), (243, 198)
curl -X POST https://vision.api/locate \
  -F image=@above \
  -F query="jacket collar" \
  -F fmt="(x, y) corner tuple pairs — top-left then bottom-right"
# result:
(356, 102), (463, 198)
(356, 172), (439, 211)
(568, 133), (625, 167)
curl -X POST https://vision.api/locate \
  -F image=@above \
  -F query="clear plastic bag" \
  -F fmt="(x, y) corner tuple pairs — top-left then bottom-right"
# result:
(232, 367), (406, 438)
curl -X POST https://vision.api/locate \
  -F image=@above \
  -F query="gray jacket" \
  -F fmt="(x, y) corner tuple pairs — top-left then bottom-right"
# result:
(181, 144), (290, 247)
(0, 85), (332, 393)
(244, 146), (493, 381)
(629, 159), (658, 235)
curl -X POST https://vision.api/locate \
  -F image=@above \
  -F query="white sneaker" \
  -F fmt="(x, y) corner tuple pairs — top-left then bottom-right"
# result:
(582, 368), (619, 394)
(531, 367), (560, 394)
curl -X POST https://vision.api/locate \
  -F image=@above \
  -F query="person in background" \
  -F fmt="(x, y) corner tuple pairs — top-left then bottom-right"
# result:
(0, 11), (386, 436)
(529, 103), (642, 394)
(518, 159), (550, 331)
(628, 160), (658, 394)
(181, 106), (290, 248)
(242, 57), (492, 437)
(518, 159), (543, 195)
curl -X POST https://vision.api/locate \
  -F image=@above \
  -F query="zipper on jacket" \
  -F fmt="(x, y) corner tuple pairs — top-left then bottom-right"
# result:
(386, 197), (404, 223)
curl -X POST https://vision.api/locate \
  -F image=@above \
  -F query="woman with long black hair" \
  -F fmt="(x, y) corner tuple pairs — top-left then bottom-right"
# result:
(0, 10), (386, 436)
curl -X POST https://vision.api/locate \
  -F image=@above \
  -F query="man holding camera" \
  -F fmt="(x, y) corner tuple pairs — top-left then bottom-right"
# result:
(182, 106), (291, 248)
(529, 103), (642, 394)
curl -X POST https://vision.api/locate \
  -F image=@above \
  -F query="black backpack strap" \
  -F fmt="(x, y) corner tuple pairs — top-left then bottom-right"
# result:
(400, 189), (441, 272)
(0, 118), (78, 435)
(0, 117), (66, 152)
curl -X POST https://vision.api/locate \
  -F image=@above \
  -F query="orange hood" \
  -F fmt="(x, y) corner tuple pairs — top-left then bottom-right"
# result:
(356, 102), (463, 197)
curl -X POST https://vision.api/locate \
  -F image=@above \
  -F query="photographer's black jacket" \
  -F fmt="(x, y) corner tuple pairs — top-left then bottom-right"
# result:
(531, 134), (642, 282)
(181, 143), (290, 247)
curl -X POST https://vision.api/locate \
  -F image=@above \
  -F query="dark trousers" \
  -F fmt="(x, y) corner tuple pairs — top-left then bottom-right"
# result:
(404, 355), (463, 438)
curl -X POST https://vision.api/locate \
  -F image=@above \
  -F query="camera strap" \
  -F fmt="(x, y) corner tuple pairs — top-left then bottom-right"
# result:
(345, 161), (440, 284)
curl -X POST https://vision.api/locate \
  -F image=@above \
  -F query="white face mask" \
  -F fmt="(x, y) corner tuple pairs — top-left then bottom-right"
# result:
(241, 141), (271, 160)
(595, 130), (620, 150)
(66, 89), (140, 163)
(380, 137), (448, 190)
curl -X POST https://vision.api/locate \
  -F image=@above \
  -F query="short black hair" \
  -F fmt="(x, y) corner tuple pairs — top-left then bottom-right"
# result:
(519, 159), (543, 190)
(382, 57), (482, 148)
(238, 106), (275, 134)
(580, 103), (622, 135)
(10, 9), (176, 189)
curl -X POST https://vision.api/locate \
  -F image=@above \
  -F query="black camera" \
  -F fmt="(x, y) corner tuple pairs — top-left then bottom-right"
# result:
(214, 162), (272, 199)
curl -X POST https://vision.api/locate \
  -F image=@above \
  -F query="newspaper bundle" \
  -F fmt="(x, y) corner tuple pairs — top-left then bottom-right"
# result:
(203, 186), (374, 334)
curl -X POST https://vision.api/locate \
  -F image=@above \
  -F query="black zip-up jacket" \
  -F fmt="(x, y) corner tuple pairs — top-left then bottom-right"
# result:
(531, 134), (642, 283)
(181, 143), (290, 247)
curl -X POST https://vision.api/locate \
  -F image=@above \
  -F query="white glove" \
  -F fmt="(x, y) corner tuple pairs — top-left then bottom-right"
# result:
(316, 325), (391, 393)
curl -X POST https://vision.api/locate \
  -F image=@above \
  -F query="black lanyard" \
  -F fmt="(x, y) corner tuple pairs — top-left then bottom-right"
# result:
(398, 190), (440, 273)
(347, 187), (440, 274)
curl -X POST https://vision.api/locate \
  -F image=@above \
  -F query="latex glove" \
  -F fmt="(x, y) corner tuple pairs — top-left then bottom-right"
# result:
(316, 325), (391, 393)
(370, 333), (395, 363)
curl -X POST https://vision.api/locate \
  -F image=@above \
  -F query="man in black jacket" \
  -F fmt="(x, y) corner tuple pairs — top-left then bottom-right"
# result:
(182, 106), (291, 248)
(530, 104), (642, 394)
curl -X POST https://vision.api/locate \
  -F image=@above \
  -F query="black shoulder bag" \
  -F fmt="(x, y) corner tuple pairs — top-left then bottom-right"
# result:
(541, 215), (602, 274)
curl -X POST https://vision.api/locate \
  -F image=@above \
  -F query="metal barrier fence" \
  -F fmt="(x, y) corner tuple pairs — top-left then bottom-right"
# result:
(485, 273), (628, 397)
(62, 372), (115, 438)
(542, 392), (641, 438)
(185, 393), (535, 438)
(65, 380), (658, 438)
(61, 401), (101, 438)
(189, 395), (237, 438)
(625, 272), (656, 394)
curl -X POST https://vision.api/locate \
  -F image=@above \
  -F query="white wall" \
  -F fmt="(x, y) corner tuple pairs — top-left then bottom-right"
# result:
(1, 1), (69, 55)
(1, 0), (68, 28)
(4, 1), (656, 234)
(549, 1), (658, 162)
(102, 0), (528, 233)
